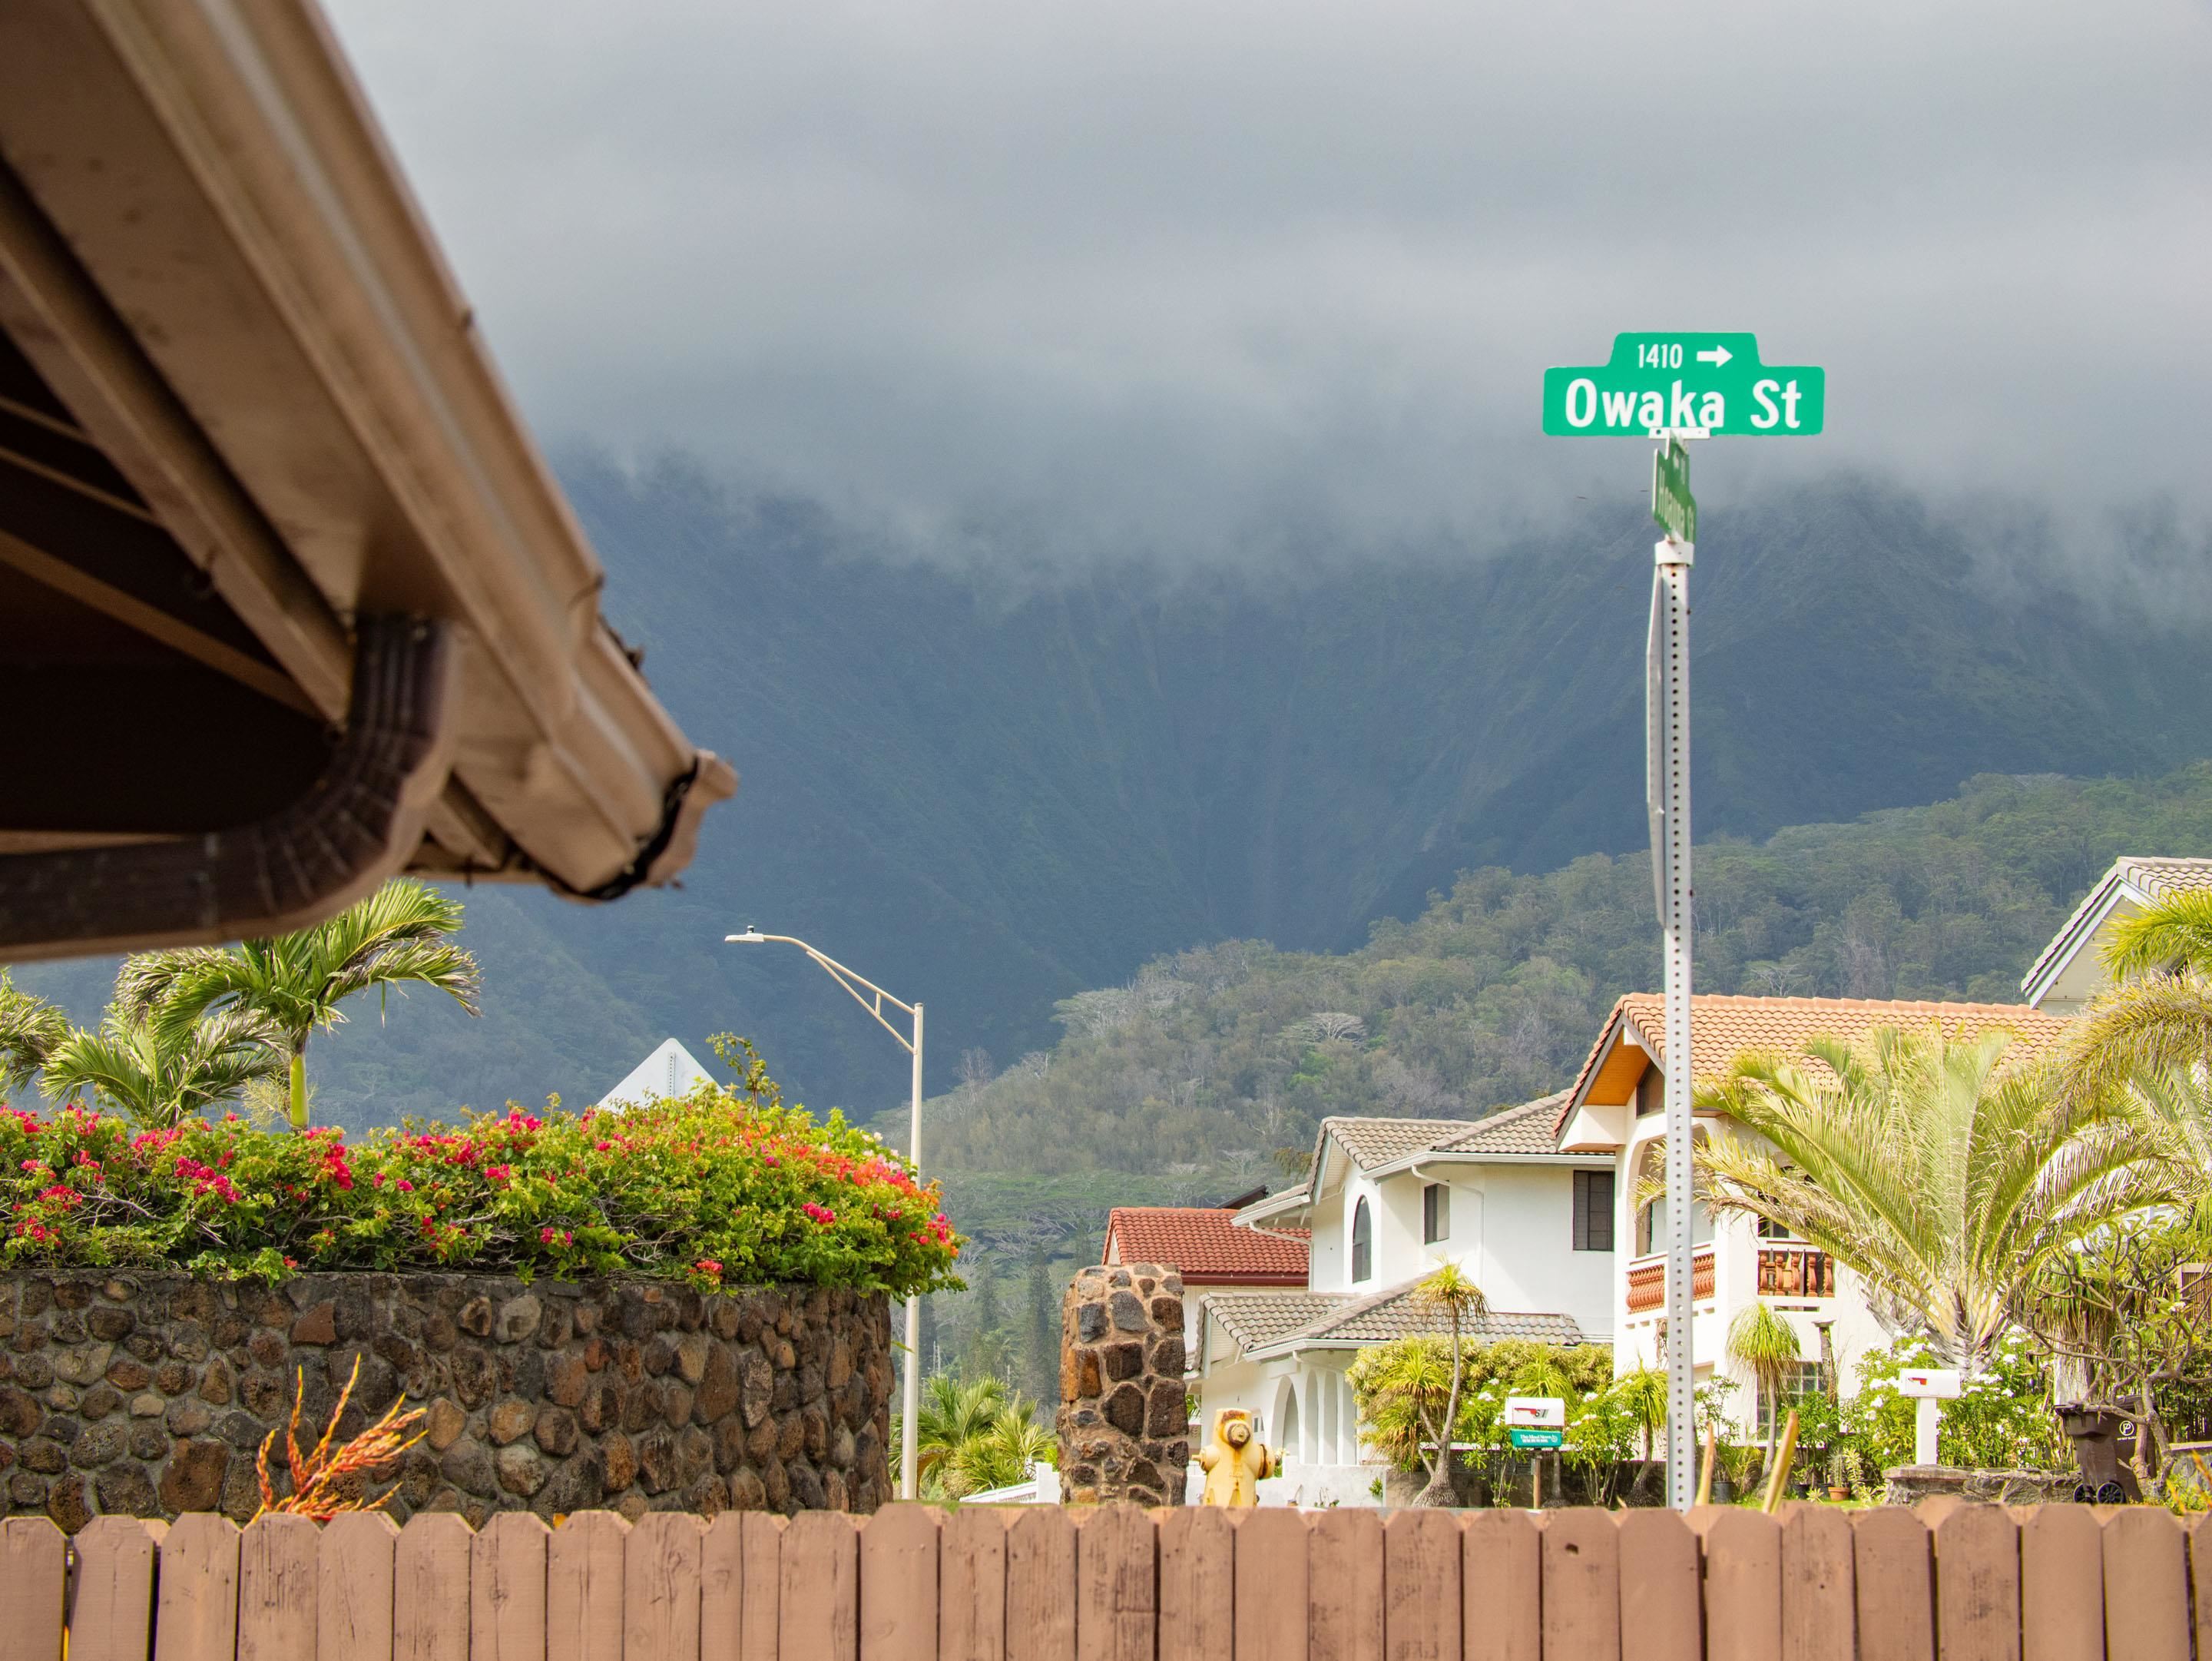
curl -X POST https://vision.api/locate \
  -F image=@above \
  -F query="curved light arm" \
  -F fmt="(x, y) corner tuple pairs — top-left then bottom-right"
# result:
(725, 931), (915, 1053)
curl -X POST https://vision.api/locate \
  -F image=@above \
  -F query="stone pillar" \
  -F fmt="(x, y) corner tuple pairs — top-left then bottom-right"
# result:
(1055, 1264), (1188, 1506)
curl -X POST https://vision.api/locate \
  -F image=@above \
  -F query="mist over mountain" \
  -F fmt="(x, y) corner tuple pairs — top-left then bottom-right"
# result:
(19, 464), (2212, 1128)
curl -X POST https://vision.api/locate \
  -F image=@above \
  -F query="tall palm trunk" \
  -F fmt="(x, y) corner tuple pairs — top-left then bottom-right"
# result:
(289, 1047), (308, 1131)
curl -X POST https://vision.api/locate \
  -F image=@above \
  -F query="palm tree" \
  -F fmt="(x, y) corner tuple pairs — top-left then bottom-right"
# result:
(2054, 892), (2212, 1106)
(41, 1007), (283, 1128)
(1726, 1301), (1801, 1472)
(1693, 1024), (2164, 1375)
(0, 972), (69, 1097)
(904, 1373), (1015, 1496)
(1409, 1262), (1488, 1507)
(118, 879), (478, 1129)
(942, 1401), (1054, 1498)
(1614, 1365), (1668, 1464)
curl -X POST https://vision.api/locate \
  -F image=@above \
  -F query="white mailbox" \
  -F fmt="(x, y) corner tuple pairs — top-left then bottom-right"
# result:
(1504, 1396), (1567, 1428)
(1896, 1368), (1962, 1399)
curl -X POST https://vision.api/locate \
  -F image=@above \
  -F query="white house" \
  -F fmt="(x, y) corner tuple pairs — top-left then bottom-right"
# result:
(2022, 856), (2212, 1013)
(596, 1037), (715, 1110)
(1553, 993), (2069, 1437)
(1194, 1095), (1612, 1502)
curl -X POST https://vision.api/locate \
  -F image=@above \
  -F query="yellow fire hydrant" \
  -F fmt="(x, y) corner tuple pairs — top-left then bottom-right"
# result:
(1197, 1409), (1276, 1507)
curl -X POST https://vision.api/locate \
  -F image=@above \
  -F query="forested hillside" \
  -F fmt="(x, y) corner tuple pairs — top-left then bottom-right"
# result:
(921, 765), (2212, 1180)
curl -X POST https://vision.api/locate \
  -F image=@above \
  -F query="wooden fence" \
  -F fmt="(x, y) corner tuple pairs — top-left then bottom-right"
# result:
(0, 1500), (2204, 1661)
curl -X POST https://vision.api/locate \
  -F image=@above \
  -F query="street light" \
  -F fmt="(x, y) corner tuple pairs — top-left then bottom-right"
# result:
(727, 928), (926, 1500)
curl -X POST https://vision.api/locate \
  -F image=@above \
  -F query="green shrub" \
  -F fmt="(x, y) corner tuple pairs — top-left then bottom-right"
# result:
(1, 1041), (963, 1297)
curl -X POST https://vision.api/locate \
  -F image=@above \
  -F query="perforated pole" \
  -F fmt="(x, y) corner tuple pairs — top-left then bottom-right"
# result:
(1655, 536), (1696, 1510)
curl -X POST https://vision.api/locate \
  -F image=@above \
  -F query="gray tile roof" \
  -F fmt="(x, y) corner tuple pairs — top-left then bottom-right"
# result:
(1281, 1278), (1585, 1351)
(2118, 857), (2212, 897)
(1431, 1091), (1573, 1156)
(1210, 1277), (1586, 1358)
(1202, 1289), (1350, 1350)
(1322, 1116), (1483, 1170)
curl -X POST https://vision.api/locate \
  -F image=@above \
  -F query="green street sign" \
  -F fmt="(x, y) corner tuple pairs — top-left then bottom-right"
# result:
(1542, 333), (1825, 437)
(1652, 439), (1694, 544)
(1508, 1428), (1565, 1450)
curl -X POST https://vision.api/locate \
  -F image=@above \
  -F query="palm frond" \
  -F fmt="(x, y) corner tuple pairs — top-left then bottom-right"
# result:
(2101, 892), (2212, 982)
(0, 972), (70, 1095)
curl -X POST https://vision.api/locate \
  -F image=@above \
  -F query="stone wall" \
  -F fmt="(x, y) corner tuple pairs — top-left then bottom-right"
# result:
(1055, 1263), (1187, 1507)
(0, 1270), (892, 1531)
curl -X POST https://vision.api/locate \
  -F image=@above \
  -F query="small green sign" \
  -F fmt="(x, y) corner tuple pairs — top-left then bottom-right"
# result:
(1508, 1427), (1564, 1450)
(1542, 334), (1825, 437)
(1652, 439), (1694, 544)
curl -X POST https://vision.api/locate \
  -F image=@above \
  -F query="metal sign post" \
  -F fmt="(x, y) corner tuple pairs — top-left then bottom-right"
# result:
(1651, 506), (1696, 1511)
(1545, 331), (1823, 1512)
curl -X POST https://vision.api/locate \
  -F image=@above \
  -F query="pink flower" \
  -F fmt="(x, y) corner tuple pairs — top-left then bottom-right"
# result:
(802, 1202), (836, 1227)
(396, 1180), (414, 1193)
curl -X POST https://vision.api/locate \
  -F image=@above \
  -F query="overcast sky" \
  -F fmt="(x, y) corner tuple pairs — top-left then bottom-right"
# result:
(326, 1), (2212, 565)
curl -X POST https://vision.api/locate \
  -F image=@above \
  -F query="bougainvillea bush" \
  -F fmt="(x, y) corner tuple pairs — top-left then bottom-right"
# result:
(1, 1038), (962, 1296)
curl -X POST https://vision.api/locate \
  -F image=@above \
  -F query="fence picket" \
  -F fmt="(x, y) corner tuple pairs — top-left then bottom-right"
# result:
(471, 1512), (551, 1661)
(1005, 1507), (1077, 1661)
(156, 1515), (242, 1661)
(1932, 1505), (2019, 1661)
(1074, 1507), (1154, 1661)
(1541, 1507), (1621, 1661)
(1458, 1511), (1538, 1661)
(627, 1513), (704, 1661)
(1382, 1510), (1459, 1661)
(859, 1504), (939, 1661)
(395, 1513), (473, 1661)
(1692, 1509), (1781, 1661)
(1233, 1509), (1310, 1661)
(549, 1511), (628, 1661)
(320, 1513), (401, 1661)
(1307, 1509), (1383, 1661)
(2101, 1508), (2187, 1661)
(1850, 1510), (1933, 1661)
(239, 1514), (321, 1661)
(700, 1514), (747, 1661)
(779, 1512), (859, 1661)
(1778, 1504), (1853, 1661)
(1157, 1507), (1233, 1661)
(69, 1517), (166, 1661)
(939, 1508), (1011, 1661)
(737, 1513), (785, 1661)
(2017, 1507), (2100, 1661)
(1616, 1509), (1698, 1661)
(0, 1517), (67, 1661)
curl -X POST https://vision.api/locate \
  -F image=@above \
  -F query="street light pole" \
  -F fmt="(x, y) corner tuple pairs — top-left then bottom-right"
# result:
(727, 930), (926, 1500)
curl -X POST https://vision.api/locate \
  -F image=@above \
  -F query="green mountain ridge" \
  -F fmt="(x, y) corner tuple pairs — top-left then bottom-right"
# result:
(13, 468), (2212, 1134)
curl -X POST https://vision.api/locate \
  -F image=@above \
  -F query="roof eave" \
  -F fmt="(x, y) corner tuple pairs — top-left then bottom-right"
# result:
(2020, 869), (2134, 1003)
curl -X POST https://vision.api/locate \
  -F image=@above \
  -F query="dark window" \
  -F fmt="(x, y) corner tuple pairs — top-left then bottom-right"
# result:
(1422, 1182), (1451, 1245)
(1352, 1198), (1373, 1282)
(1573, 1170), (1615, 1252)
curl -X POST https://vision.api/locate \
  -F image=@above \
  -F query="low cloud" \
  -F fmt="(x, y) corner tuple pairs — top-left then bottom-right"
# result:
(329, 0), (2212, 564)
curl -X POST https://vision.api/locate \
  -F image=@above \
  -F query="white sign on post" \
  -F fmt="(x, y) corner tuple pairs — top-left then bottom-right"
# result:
(1896, 1368), (1962, 1466)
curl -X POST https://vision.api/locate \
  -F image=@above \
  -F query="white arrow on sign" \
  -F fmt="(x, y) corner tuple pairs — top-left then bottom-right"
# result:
(1695, 346), (1732, 366)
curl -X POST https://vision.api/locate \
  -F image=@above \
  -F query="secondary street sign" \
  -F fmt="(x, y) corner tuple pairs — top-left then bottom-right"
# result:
(1542, 333), (1825, 436)
(1652, 437), (1694, 544)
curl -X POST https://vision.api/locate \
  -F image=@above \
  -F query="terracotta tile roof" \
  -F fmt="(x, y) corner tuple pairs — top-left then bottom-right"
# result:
(1557, 993), (2070, 1136)
(1202, 1290), (1349, 1350)
(1239, 1276), (1585, 1357)
(1105, 1207), (1310, 1285)
(1323, 1116), (1485, 1170)
(1431, 1091), (1575, 1156)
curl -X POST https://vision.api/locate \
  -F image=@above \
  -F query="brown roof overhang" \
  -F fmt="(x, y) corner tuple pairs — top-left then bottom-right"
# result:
(0, 0), (733, 957)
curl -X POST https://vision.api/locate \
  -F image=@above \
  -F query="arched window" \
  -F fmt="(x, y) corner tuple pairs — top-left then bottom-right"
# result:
(1351, 1197), (1373, 1283)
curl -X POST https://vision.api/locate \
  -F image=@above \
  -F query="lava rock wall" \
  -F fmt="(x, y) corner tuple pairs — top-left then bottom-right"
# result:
(1055, 1263), (1188, 1506)
(0, 1271), (892, 1531)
